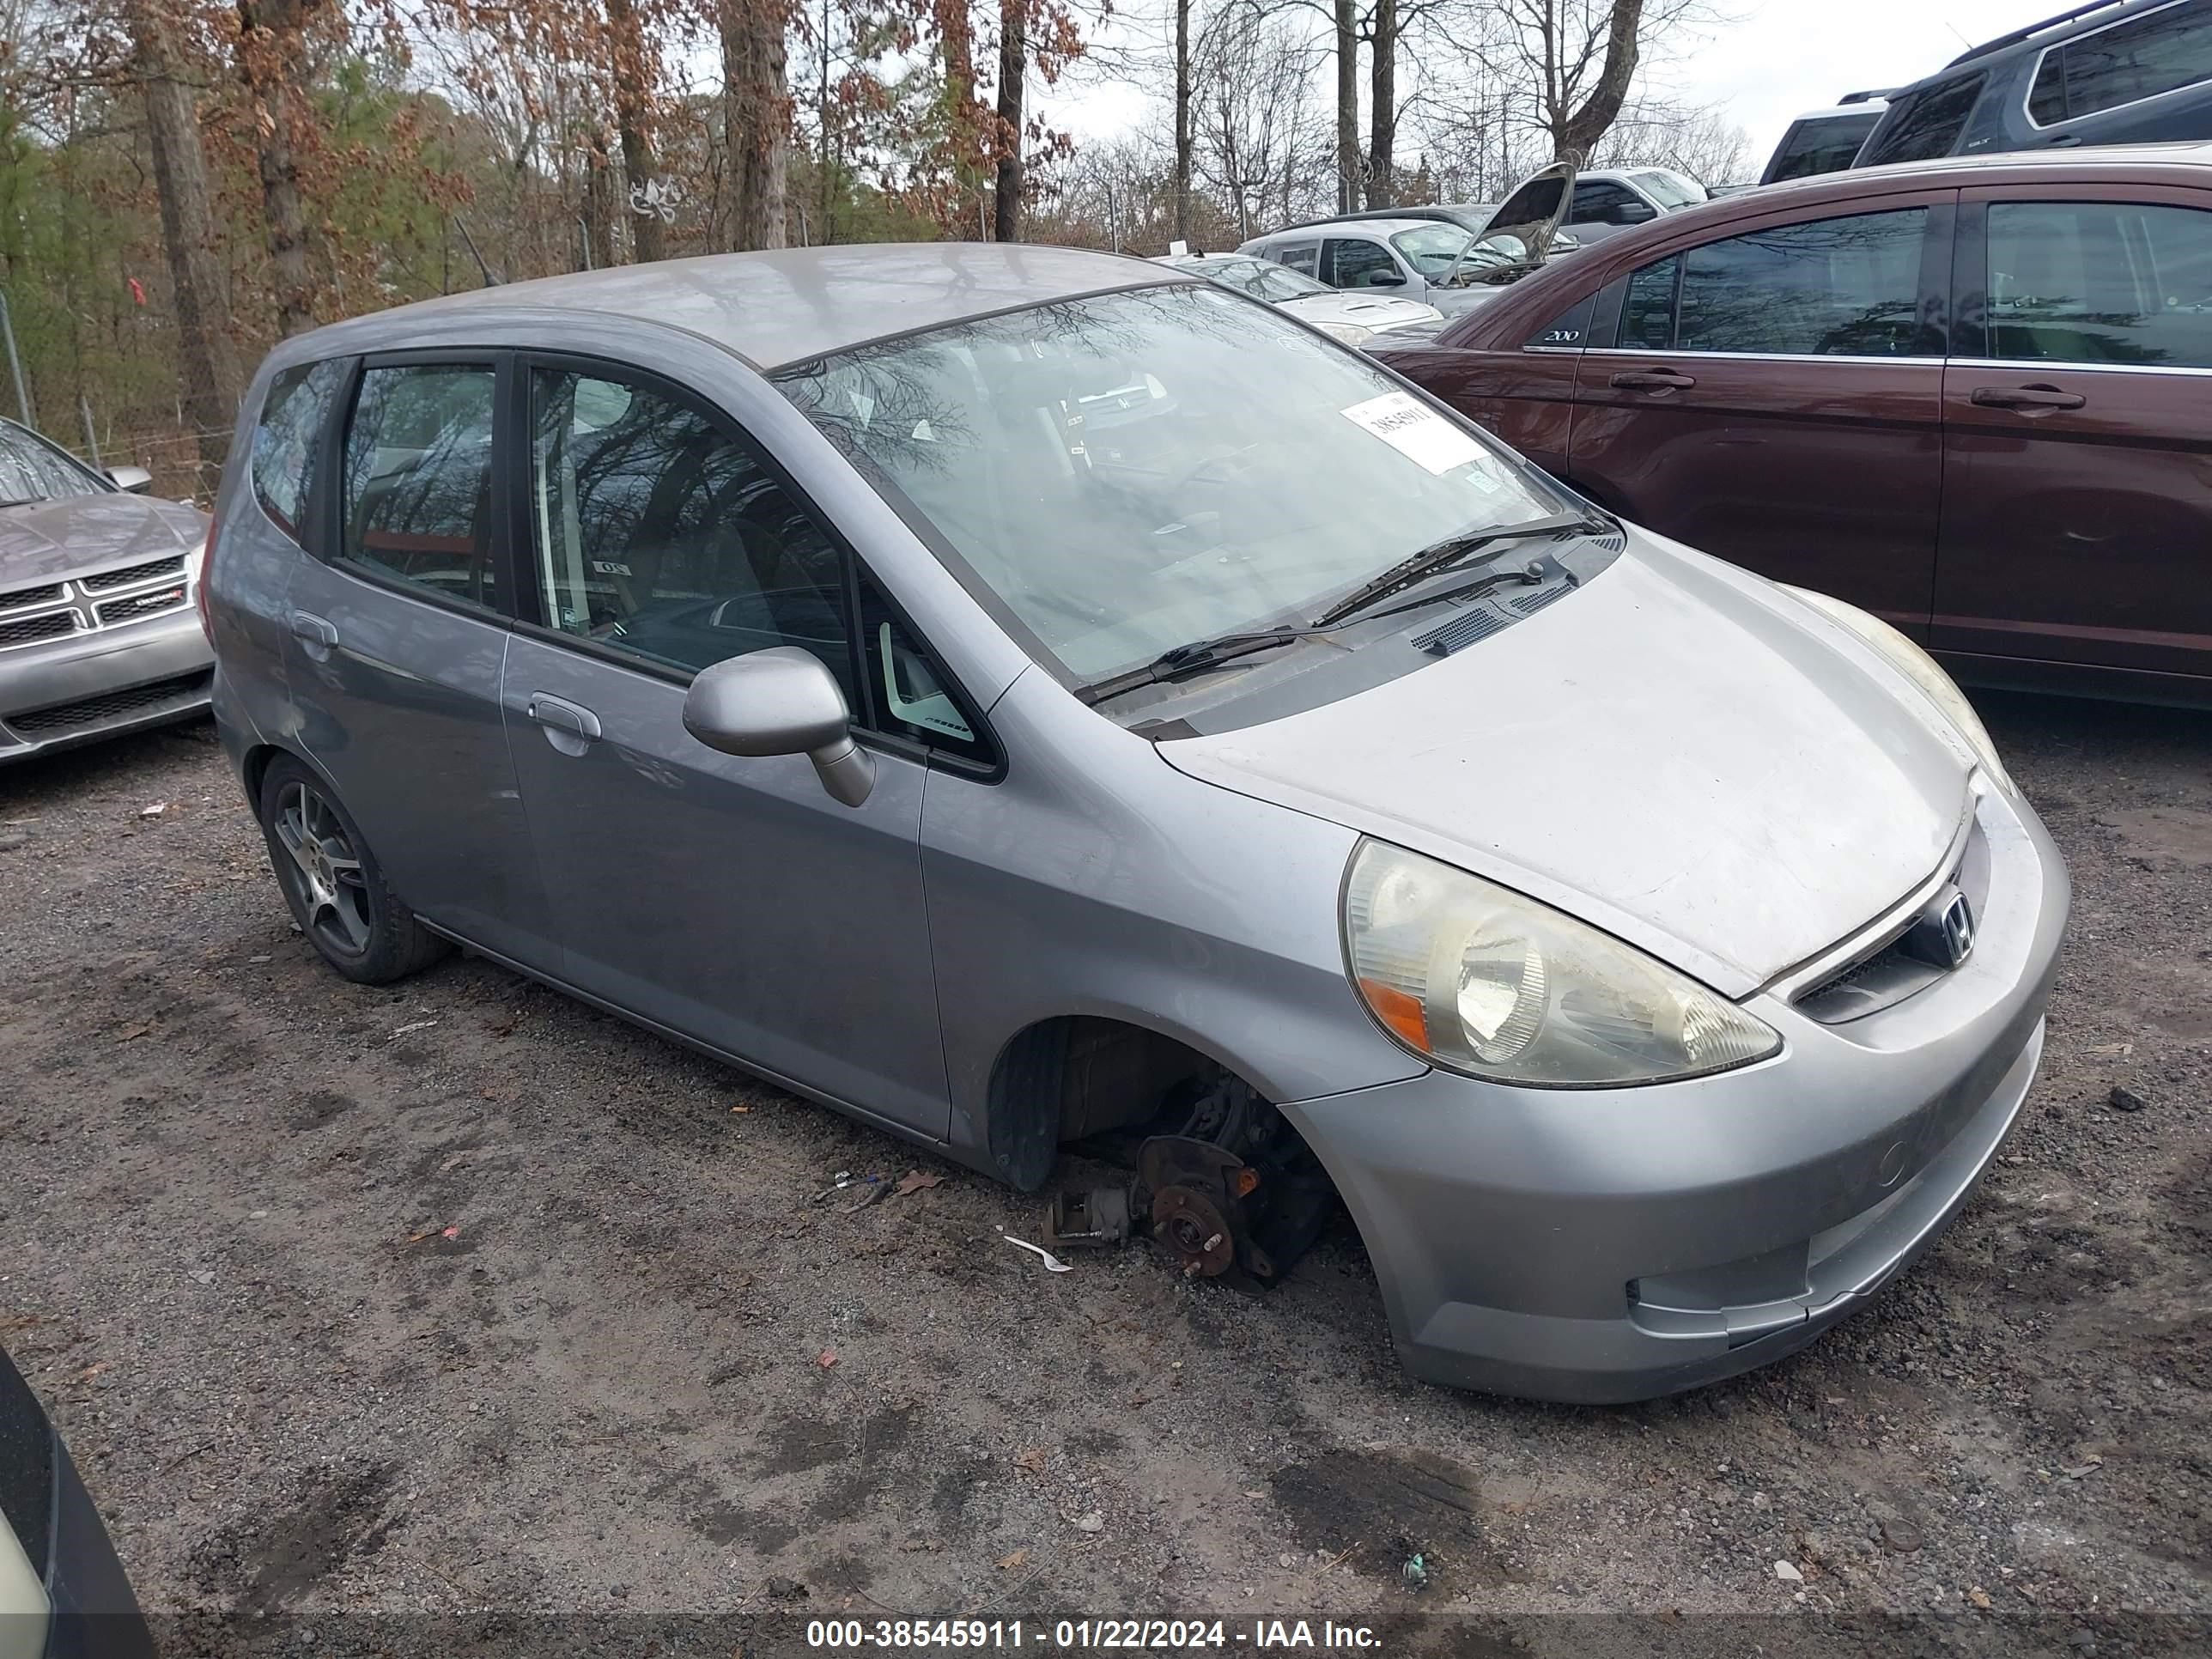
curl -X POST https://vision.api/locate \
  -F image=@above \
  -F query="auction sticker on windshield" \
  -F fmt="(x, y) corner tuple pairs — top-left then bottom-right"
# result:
(1340, 391), (1487, 477)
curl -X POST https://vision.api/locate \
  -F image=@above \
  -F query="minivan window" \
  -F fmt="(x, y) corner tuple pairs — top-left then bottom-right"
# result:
(252, 359), (347, 544)
(1985, 200), (2212, 368)
(338, 364), (500, 612)
(526, 367), (854, 691)
(1326, 238), (1401, 289)
(1859, 73), (1986, 164)
(2027, 0), (2212, 125)
(1389, 223), (1473, 277)
(1620, 209), (1928, 357)
(775, 284), (1554, 688)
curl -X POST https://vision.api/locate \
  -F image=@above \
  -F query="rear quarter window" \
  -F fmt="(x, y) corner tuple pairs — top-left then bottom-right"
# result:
(1860, 72), (1987, 164)
(251, 359), (348, 544)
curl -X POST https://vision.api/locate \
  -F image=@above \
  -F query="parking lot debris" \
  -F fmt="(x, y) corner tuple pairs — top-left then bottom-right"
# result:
(1774, 1560), (1804, 1583)
(1401, 1552), (1427, 1591)
(1066, 1510), (1105, 1534)
(137, 802), (167, 819)
(844, 1175), (890, 1212)
(389, 1019), (439, 1039)
(816, 1349), (838, 1370)
(893, 1170), (944, 1197)
(1000, 1231), (1074, 1273)
(1014, 1446), (1048, 1475)
(1043, 1183), (1133, 1251)
(2107, 1085), (2148, 1113)
(996, 1549), (1029, 1571)
(1881, 1516), (1926, 1553)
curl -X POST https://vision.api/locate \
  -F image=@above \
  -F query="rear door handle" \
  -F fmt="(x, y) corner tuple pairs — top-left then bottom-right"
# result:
(1970, 384), (2086, 411)
(289, 611), (337, 659)
(1608, 368), (1697, 392)
(526, 693), (602, 742)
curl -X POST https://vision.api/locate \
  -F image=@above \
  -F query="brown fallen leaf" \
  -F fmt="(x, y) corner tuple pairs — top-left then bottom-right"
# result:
(894, 1170), (944, 1197)
(816, 1348), (839, 1370)
(730, 1104), (751, 1114)
(1968, 1588), (1992, 1610)
(114, 1023), (153, 1042)
(74, 1362), (112, 1383)
(996, 1549), (1029, 1571)
(1014, 1446), (1048, 1476)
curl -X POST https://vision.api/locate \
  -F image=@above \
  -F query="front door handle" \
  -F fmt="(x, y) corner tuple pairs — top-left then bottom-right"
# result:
(1970, 384), (2086, 411)
(289, 611), (337, 659)
(1608, 368), (1697, 392)
(526, 693), (602, 743)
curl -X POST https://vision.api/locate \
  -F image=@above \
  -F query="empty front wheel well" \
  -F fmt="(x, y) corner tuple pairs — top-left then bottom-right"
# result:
(985, 1017), (1254, 1192)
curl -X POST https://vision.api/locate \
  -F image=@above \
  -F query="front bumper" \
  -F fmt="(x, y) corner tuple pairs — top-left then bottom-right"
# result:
(0, 608), (214, 764)
(1282, 780), (2068, 1404)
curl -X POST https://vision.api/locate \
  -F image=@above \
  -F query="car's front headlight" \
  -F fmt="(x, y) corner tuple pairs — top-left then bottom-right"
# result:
(1784, 586), (2014, 794)
(1343, 842), (1780, 1087)
(1311, 319), (1375, 347)
(184, 538), (207, 582)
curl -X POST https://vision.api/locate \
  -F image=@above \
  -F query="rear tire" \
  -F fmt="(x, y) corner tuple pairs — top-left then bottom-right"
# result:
(256, 755), (449, 984)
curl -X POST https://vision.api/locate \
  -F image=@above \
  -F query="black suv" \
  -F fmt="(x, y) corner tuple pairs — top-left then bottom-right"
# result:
(1856, 0), (2212, 166)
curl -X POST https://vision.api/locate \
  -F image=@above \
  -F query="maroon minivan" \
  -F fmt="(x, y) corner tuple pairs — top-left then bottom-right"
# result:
(1372, 143), (2212, 704)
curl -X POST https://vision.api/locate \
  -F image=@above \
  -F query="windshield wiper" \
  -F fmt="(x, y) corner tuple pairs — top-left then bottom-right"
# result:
(1310, 510), (1610, 629)
(1075, 623), (1336, 707)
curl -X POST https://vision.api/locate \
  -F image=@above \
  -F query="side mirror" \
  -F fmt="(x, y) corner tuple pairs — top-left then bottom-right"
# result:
(1609, 200), (1659, 226)
(1367, 270), (1407, 288)
(106, 465), (153, 494)
(683, 646), (875, 807)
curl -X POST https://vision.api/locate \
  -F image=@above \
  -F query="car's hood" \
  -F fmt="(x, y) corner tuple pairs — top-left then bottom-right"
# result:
(0, 494), (206, 587)
(1158, 534), (1975, 997)
(1279, 293), (1442, 331)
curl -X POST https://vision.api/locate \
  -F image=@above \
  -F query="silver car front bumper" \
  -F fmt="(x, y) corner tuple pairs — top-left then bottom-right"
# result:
(0, 607), (215, 764)
(1283, 780), (2069, 1404)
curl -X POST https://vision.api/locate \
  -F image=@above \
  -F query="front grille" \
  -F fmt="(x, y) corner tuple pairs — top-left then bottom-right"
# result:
(0, 580), (64, 611)
(79, 556), (185, 592)
(95, 585), (188, 627)
(8, 670), (213, 736)
(0, 611), (76, 648)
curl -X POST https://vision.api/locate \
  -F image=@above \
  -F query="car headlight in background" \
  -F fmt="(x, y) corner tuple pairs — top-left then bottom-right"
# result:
(1344, 842), (1781, 1086)
(184, 538), (207, 582)
(1310, 320), (1375, 347)
(1785, 586), (2014, 794)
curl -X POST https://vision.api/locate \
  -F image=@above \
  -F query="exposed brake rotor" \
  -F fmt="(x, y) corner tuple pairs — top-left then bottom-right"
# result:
(1150, 1183), (1237, 1278)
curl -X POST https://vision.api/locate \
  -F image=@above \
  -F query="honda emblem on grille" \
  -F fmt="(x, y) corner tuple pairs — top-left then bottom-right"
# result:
(1904, 884), (1976, 970)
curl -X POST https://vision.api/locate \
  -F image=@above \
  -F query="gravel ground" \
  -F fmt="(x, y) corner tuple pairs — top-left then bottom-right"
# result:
(2, 693), (2208, 1656)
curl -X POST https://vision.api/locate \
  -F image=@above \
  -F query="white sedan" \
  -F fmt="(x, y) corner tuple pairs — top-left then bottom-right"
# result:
(1152, 252), (1441, 347)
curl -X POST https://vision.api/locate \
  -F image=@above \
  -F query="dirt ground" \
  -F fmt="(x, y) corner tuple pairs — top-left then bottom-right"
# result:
(3, 691), (2209, 1657)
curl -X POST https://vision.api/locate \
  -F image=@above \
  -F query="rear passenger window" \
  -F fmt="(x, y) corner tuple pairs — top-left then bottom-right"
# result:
(2029, 0), (2212, 124)
(1617, 210), (1928, 356)
(526, 367), (856, 696)
(1986, 200), (2212, 368)
(252, 359), (346, 544)
(1859, 73), (1985, 164)
(338, 364), (500, 612)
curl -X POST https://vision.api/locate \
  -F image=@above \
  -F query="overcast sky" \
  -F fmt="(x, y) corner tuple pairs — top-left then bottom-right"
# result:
(1044, 1), (2071, 183)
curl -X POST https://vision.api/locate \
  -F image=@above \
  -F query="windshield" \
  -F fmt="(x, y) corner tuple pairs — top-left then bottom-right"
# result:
(0, 423), (105, 506)
(775, 284), (1553, 686)
(1194, 257), (1331, 302)
(1390, 223), (1474, 277)
(1633, 171), (1705, 210)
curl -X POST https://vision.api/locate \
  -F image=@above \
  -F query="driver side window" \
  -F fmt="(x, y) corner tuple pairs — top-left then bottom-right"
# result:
(527, 367), (854, 698)
(1325, 239), (1400, 289)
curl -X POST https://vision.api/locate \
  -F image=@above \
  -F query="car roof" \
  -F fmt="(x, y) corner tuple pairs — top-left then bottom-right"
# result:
(275, 243), (1182, 373)
(1721, 140), (2212, 204)
(1943, 0), (2164, 66)
(1785, 100), (1888, 121)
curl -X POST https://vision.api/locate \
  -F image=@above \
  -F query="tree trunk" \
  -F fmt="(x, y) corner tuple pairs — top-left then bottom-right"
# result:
(1555, 0), (1644, 161)
(1333, 0), (1358, 213)
(234, 0), (317, 337)
(993, 0), (1024, 242)
(722, 0), (788, 250)
(1172, 0), (1192, 243)
(937, 0), (981, 191)
(605, 0), (665, 262)
(584, 133), (617, 269)
(1365, 0), (1395, 208)
(131, 0), (241, 467)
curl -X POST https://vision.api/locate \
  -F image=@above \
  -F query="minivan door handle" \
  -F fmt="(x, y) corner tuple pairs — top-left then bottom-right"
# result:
(289, 611), (337, 659)
(1970, 384), (2086, 412)
(526, 693), (603, 745)
(1608, 368), (1697, 392)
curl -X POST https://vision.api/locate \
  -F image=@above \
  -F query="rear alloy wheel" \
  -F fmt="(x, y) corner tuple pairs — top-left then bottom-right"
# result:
(257, 757), (449, 984)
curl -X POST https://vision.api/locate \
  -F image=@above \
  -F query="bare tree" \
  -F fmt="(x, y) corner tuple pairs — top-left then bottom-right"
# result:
(721, 0), (788, 248)
(1489, 0), (1709, 161)
(127, 0), (242, 457)
(604, 0), (666, 260)
(994, 0), (1025, 239)
(1172, 0), (1192, 240)
(234, 0), (319, 334)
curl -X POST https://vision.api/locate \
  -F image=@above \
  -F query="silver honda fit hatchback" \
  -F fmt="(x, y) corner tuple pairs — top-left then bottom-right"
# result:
(204, 245), (2066, 1403)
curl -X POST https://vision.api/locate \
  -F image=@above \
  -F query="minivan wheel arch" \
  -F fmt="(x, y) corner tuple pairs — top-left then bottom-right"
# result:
(983, 1015), (1268, 1192)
